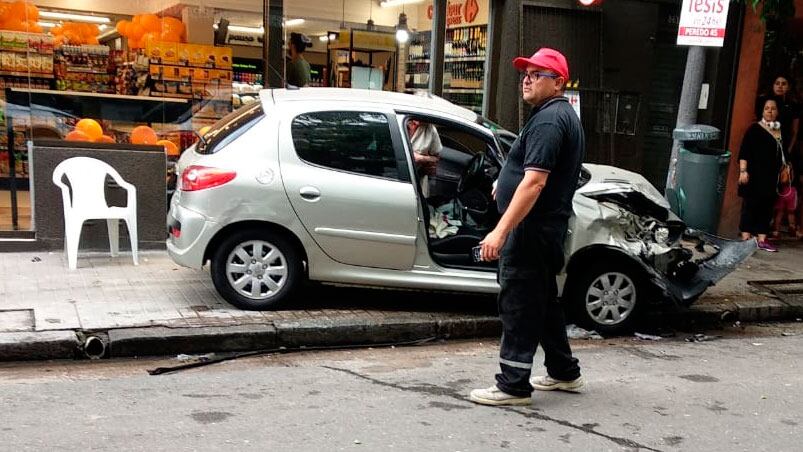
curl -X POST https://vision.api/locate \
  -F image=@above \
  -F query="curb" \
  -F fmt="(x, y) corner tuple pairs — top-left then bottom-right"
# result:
(106, 315), (501, 359)
(0, 331), (80, 361)
(1, 299), (800, 362)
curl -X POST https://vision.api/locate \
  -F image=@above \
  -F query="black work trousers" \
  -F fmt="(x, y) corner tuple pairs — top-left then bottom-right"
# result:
(494, 220), (581, 397)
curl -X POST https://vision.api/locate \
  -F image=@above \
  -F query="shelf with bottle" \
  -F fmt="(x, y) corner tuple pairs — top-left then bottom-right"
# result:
(54, 45), (118, 93)
(233, 71), (263, 85)
(404, 24), (487, 112)
(445, 25), (487, 59)
(444, 60), (485, 90)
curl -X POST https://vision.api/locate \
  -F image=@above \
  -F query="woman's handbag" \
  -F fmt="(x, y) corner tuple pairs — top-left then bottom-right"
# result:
(779, 140), (793, 186)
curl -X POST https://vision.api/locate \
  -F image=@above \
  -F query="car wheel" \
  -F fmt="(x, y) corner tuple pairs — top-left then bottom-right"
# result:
(567, 259), (645, 335)
(211, 229), (302, 310)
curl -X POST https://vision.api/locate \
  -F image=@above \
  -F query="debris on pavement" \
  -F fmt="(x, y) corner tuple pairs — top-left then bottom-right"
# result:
(781, 332), (796, 337)
(685, 333), (721, 343)
(176, 353), (214, 362)
(634, 332), (663, 341)
(566, 324), (603, 340)
(752, 342), (763, 346)
(31, 256), (41, 262)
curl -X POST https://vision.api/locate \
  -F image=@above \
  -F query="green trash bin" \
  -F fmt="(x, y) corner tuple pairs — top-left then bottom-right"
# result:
(672, 125), (731, 234)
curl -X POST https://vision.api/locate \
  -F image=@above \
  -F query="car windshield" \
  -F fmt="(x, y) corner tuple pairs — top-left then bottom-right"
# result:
(476, 116), (516, 156)
(197, 101), (264, 155)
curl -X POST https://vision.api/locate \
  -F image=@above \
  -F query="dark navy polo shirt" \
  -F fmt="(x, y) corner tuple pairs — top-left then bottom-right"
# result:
(495, 96), (585, 224)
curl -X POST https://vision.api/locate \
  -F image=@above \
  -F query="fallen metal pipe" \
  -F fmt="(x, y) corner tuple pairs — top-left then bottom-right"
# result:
(83, 336), (106, 359)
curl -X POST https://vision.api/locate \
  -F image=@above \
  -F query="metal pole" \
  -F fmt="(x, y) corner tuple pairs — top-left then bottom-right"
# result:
(482, 0), (503, 118)
(666, 45), (706, 190)
(429, 0), (447, 96)
(264, 0), (284, 88)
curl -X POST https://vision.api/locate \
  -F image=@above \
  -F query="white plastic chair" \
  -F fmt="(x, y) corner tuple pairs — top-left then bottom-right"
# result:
(52, 157), (138, 270)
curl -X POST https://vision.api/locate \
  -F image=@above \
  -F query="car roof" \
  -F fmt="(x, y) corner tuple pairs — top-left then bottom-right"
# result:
(260, 88), (479, 122)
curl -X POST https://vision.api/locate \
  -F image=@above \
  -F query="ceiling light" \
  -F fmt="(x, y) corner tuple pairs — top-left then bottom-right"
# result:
(228, 25), (265, 34)
(284, 18), (305, 27)
(329, 33), (337, 41)
(395, 12), (409, 43)
(39, 11), (111, 24)
(319, 35), (329, 42)
(380, 0), (425, 8)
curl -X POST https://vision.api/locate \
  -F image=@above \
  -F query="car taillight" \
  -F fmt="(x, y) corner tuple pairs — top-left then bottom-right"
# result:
(180, 165), (236, 191)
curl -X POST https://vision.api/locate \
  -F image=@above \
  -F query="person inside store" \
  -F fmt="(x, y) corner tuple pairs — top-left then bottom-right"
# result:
(286, 32), (311, 88)
(406, 118), (442, 198)
(739, 96), (787, 252)
(469, 48), (584, 406)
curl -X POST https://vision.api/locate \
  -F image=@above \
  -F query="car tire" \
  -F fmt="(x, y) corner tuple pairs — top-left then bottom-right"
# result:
(566, 258), (646, 336)
(211, 229), (303, 310)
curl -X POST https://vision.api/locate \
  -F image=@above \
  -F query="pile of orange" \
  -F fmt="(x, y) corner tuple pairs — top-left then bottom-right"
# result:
(66, 119), (114, 143)
(0, 1), (42, 34)
(51, 22), (100, 47)
(116, 15), (185, 49)
(65, 119), (179, 156)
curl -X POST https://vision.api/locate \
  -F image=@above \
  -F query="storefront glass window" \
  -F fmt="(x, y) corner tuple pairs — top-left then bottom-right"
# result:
(402, 0), (489, 114)
(0, 0), (265, 232)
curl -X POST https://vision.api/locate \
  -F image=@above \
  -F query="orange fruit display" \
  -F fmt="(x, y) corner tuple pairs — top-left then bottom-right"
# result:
(75, 118), (103, 141)
(130, 126), (158, 145)
(65, 130), (91, 142)
(156, 139), (179, 157)
(97, 135), (116, 143)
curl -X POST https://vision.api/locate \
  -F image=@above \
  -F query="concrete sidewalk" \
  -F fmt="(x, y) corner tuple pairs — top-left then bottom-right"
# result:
(1, 240), (802, 361)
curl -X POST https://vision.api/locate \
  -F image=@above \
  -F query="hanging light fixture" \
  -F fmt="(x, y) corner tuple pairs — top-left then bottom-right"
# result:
(366, 0), (376, 31)
(395, 12), (409, 43)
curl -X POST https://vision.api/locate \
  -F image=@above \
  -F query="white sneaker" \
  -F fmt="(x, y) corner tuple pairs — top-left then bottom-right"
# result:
(530, 375), (585, 393)
(469, 385), (531, 406)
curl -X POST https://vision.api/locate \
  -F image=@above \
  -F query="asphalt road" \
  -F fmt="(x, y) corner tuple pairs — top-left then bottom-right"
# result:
(1, 322), (802, 451)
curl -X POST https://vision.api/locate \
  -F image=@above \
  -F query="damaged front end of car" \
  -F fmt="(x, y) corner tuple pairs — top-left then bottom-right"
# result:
(573, 181), (756, 306)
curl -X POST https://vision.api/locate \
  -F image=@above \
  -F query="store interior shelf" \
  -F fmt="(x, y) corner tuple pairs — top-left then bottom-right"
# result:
(0, 71), (54, 79)
(445, 56), (486, 63)
(63, 67), (112, 75)
(0, 47), (53, 55)
(4, 88), (193, 124)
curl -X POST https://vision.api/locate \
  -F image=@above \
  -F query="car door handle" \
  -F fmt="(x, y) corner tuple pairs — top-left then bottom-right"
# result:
(299, 186), (321, 201)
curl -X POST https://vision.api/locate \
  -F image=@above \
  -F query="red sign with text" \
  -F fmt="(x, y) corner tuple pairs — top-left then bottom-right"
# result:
(427, 0), (481, 26)
(677, 0), (730, 47)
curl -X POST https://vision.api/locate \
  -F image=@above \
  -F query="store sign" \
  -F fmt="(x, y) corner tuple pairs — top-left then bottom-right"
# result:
(227, 32), (264, 47)
(337, 30), (397, 51)
(676, 0), (730, 47)
(427, 0), (481, 26)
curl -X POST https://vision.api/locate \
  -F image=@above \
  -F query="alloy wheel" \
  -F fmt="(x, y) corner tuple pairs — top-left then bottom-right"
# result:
(585, 271), (637, 325)
(225, 240), (288, 300)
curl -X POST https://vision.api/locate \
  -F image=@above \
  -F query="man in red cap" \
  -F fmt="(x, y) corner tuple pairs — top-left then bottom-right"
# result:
(470, 48), (585, 406)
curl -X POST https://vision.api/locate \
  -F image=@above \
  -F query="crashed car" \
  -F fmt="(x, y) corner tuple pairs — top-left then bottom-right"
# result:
(167, 88), (755, 334)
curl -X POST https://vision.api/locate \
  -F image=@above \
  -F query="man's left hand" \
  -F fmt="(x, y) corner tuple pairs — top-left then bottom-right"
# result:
(479, 227), (508, 261)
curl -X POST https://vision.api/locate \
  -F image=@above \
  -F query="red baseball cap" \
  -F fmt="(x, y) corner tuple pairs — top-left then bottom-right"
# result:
(513, 48), (570, 80)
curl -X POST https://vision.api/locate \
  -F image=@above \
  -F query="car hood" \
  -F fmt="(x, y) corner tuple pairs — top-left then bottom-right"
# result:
(579, 164), (670, 210)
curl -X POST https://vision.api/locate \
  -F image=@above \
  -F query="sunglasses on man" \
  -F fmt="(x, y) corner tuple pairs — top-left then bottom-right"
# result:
(520, 71), (559, 82)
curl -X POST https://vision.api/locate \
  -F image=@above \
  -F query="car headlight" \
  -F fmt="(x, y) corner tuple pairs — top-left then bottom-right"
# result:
(654, 227), (670, 243)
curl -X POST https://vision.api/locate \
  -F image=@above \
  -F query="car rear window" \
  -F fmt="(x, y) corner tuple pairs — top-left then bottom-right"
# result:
(197, 101), (264, 155)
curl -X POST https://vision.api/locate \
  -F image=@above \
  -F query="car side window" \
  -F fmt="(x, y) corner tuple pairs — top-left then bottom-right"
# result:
(291, 111), (400, 180)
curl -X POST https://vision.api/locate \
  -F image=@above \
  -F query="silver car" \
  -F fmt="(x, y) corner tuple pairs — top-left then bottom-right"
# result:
(167, 88), (754, 334)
